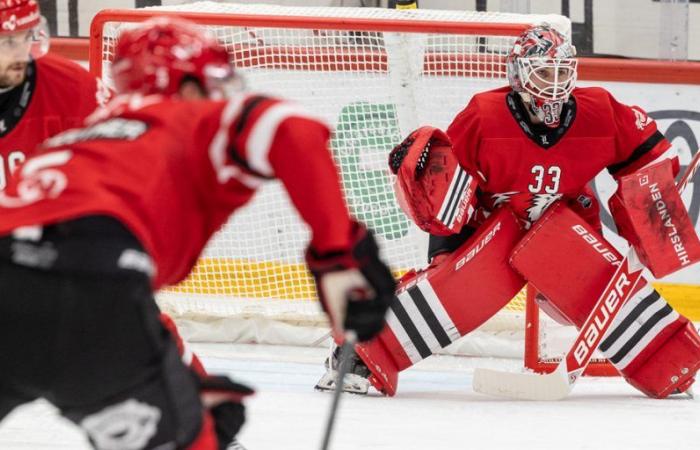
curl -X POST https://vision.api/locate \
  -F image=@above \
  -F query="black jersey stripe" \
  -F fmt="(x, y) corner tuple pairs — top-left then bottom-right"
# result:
(390, 295), (433, 359)
(407, 285), (453, 348)
(228, 95), (275, 179)
(600, 290), (660, 352)
(234, 95), (269, 134)
(607, 131), (665, 176)
(608, 303), (674, 364)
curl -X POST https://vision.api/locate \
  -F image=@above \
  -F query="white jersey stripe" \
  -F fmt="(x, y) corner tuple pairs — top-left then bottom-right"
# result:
(208, 95), (263, 189)
(246, 103), (326, 177)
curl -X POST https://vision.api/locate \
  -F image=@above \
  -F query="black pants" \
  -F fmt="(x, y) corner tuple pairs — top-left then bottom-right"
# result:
(0, 261), (204, 449)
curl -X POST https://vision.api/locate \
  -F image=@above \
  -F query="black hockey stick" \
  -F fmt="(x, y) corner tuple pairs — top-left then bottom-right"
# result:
(320, 332), (357, 450)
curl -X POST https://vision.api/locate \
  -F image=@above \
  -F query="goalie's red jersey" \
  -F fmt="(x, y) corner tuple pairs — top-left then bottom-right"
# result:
(447, 86), (672, 230)
(0, 93), (353, 288)
(0, 54), (109, 189)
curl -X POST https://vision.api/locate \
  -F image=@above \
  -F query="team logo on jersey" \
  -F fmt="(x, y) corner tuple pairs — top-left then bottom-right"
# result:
(0, 150), (72, 208)
(489, 191), (562, 227)
(633, 107), (653, 130)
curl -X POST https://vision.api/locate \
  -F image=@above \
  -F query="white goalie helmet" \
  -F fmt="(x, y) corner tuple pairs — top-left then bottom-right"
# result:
(506, 23), (578, 127)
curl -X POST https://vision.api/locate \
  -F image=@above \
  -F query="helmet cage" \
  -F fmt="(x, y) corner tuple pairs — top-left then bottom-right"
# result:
(516, 57), (578, 103)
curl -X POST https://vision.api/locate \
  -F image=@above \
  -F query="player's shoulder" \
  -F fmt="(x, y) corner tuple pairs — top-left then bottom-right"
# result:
(35, 53), (93, 82)
(228, 93), (328, 131)
(450, 86), (510, 127)
(571, 86), (615, 103)
(469, 86), (511, 108)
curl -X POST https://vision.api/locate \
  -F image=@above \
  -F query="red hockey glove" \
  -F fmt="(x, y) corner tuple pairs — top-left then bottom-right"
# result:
(306, 222), (396, 342)
(199, 375), (255, 447)
(389, 126), (478, 236)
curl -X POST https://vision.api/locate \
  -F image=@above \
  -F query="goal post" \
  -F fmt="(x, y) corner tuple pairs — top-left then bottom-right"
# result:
(88, 2), (613, 372)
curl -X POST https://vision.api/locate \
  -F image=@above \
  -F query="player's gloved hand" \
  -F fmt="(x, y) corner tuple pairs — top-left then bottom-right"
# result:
(306, 222), (396, 342)
(199, 375), (255, 447)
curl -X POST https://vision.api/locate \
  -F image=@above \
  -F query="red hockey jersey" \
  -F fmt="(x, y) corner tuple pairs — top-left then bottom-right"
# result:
(447, 86), (671, 230)
(0, 53), (109, 190)
(0, 93), (353, 288)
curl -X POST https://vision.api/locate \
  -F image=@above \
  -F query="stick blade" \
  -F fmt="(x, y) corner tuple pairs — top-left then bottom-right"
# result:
(472, 365), (572, 401)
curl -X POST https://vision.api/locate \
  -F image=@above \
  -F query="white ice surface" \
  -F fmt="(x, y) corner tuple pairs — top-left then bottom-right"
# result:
(0, 343), (698, 450)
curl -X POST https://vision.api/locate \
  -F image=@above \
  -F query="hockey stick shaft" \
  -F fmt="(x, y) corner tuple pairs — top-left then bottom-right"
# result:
(474, 150), (700, 400)
(320, 333), (357, 450)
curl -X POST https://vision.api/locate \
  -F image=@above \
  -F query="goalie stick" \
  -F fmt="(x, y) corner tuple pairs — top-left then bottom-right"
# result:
(473, 150), (700, 400)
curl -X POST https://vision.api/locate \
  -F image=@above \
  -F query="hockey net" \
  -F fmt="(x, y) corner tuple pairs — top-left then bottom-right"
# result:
(90, 2), (610, 370)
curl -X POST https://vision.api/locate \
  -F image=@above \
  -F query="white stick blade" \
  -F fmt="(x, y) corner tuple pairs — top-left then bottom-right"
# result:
(472, 366), (572, 401)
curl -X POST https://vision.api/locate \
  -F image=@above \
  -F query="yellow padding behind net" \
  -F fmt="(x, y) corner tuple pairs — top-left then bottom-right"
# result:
(165, 258), (700, 321)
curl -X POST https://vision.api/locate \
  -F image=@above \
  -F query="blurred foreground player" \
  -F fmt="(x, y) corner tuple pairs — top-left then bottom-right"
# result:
(0, 17), (395, 449)
(1, 0), (208, 396)
(318, 24), (700, 399)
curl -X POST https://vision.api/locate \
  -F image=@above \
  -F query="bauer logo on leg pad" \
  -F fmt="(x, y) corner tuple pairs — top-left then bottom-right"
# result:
(81, 399), (161, 450)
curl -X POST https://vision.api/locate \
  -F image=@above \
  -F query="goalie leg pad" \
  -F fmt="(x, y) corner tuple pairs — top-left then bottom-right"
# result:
(620, 318), (700, 398)
(511, 202), (626, 325)
(609, 158), (700, 278)
(512, 203), (700, 398)
(356, 207), (526, 395)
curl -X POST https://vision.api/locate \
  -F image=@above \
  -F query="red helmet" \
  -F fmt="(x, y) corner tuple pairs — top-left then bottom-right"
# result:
(0, 0), (49, 58)
(506, 24), (577, 127)
(0, 0), (39, 33)
(111, 17), (234, 98)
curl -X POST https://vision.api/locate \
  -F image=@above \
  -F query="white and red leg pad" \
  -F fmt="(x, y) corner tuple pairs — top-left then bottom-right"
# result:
(511, 202), (700, 397)
(601, 292), (700, 398)
(356, 207), (526, 396)
(609, 158), (700, 278)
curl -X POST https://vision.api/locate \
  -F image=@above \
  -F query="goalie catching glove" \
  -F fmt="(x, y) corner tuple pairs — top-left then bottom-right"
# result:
(306, 222), (396, 342)
(389, 126), (478, 236)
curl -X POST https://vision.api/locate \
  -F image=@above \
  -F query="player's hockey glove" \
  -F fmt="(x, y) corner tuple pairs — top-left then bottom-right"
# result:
(306, 222), (396, 342)
(199, 375), (255, 447)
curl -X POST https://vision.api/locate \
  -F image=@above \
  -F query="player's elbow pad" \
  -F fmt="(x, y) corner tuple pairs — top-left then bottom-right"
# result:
(389, 126), (478, 236)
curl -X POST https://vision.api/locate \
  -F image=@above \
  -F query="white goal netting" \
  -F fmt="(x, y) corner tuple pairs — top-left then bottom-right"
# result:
(92, 2), (571, 356)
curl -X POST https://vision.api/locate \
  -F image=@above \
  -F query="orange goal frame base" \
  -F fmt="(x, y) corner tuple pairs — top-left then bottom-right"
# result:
(524, 287), (620, 377)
